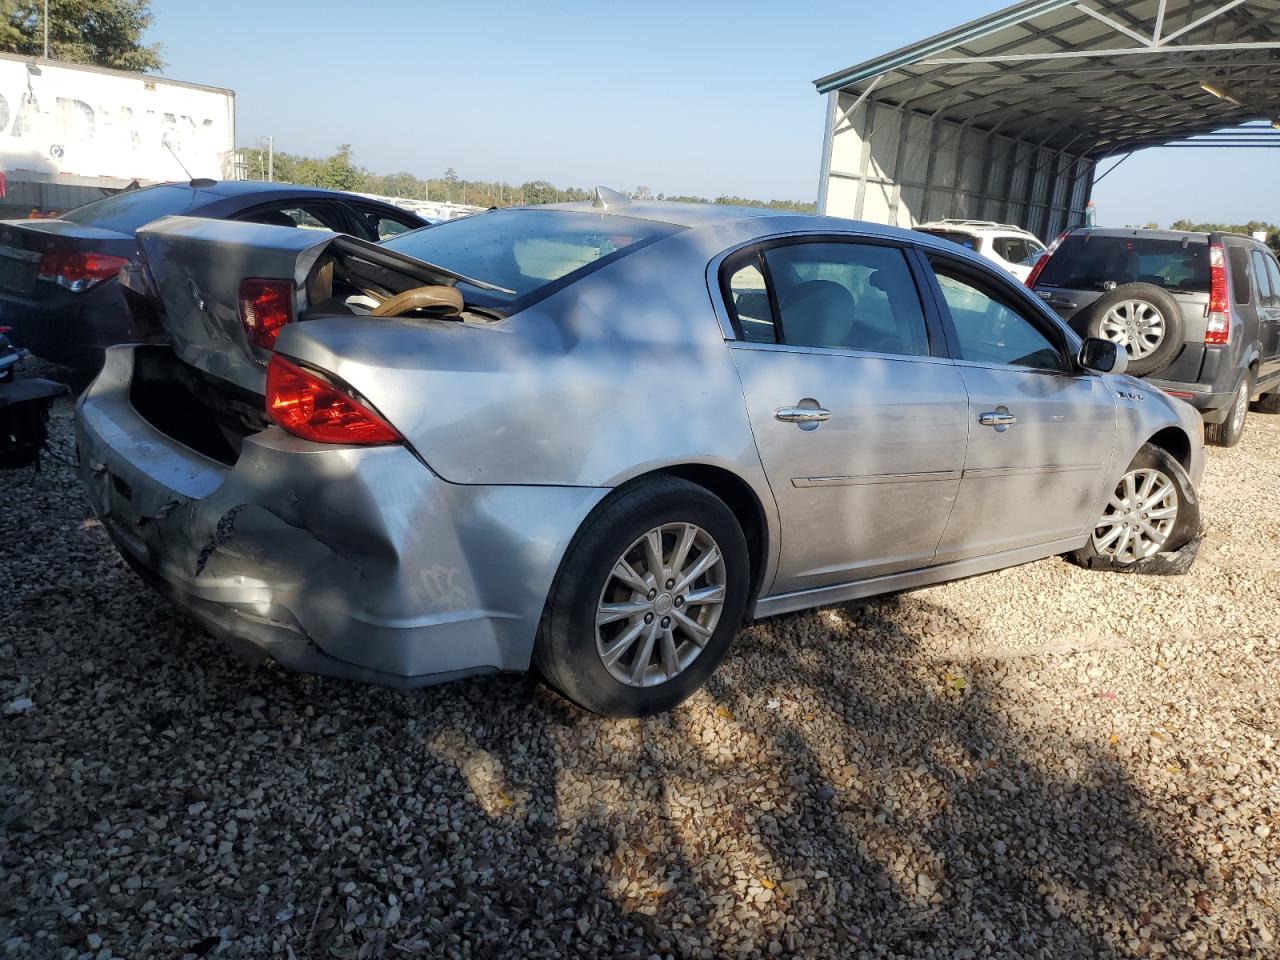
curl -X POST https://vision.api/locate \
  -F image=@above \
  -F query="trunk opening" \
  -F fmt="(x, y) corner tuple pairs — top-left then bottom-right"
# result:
(129, 345), (269, 466)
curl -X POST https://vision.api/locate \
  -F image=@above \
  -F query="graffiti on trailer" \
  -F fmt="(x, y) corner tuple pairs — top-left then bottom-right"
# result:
(0, 64), (231, 182)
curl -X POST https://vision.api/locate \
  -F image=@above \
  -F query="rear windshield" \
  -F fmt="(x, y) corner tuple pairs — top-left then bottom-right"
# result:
(918, 229), (979, 251)
(1038, 234), (1210, 294)
(63, 184), (197, 233)
(382, 209), (682, 310)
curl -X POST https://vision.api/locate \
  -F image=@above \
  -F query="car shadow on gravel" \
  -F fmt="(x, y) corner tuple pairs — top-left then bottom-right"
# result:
(0, 421), (1224, 958)
(689, 595), (1216, 957)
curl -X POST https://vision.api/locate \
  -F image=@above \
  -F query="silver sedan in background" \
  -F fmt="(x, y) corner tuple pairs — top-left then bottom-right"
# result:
(75, 195), (1205, 716)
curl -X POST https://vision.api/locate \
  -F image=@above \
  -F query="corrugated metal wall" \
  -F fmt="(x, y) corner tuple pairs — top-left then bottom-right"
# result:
(819, 90), (1094, 241)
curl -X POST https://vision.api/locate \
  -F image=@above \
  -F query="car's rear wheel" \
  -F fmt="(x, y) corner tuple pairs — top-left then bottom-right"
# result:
(1081, 283), (1183, 377)
(1071, 443), (1199, 569)
(1205, 372), (1252, 448)
(534, 476), (750, 717)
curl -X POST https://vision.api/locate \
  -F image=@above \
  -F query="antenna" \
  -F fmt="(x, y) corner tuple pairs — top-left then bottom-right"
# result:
(163, 139), (194, 182)
(591, 186), (631, 210)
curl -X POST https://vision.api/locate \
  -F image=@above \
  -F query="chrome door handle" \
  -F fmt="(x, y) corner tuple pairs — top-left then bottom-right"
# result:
(775, 406), (831, 423)
(978, 411), (1017, 427)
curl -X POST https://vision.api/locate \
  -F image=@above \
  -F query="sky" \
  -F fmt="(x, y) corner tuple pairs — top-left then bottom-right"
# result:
(145, 0), (1276, 229)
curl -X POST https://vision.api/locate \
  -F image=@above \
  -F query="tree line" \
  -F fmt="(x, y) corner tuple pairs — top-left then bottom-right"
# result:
(1139, 219), (1280, 254)
(237, 144), (817, 213)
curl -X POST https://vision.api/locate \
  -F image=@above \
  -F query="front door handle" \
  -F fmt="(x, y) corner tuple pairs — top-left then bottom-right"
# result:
(978, 411), (1018, 427)
(775, 406), (831, 423)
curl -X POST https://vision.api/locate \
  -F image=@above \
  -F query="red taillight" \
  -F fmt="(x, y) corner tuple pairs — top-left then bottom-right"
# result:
(37, 251), (129, 292)
(1204, 243), (1229, 345)
(265, 354), (401, 445)
(1025, 230), (1068, 288)
(239, 278), (294, 350)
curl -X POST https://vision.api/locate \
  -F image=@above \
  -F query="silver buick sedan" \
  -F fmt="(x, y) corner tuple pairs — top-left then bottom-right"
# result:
(76, 193), (1205, 716)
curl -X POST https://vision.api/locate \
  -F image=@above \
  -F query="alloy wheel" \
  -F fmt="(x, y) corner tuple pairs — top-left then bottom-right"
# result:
(595, 523), (727, 688)
(1231, 378), (1249, 436)
(1092, 467), (1179, 564)
(1099, 300), (1166, 359)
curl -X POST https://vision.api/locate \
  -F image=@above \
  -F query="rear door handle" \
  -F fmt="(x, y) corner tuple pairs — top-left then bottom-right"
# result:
(978, 411), (1018, 427)
(775, 406), (831, 423)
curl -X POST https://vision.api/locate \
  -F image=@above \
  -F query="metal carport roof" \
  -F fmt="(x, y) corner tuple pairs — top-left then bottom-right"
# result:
(815, 0), (1280, 158)
(811, 1), (1280, 235)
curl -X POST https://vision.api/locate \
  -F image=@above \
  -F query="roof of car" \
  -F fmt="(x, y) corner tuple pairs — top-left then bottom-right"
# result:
(1068, 227), (1211, 243)
(190, 179), (382, 200)
(536, 200), (799, 228)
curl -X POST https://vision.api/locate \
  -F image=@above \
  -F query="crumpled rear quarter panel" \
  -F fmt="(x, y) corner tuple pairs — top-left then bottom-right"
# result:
(77, 347), (607, 680)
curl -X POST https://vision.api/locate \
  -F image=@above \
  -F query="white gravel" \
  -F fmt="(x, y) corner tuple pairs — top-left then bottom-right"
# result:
(2, 383), (1278, 959)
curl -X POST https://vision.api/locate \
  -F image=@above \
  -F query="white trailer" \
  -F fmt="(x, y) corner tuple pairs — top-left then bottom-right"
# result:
(0, 52), (235, 216)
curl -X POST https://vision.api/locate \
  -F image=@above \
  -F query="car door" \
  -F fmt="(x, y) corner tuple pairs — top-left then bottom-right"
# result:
(921, 253), (1118, 562)
(723, 237), (969, 595)
(1252, 249), (1280, 381)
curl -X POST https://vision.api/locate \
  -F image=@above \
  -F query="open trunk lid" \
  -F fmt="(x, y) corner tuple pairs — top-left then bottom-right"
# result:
(134, 215), (499, 396)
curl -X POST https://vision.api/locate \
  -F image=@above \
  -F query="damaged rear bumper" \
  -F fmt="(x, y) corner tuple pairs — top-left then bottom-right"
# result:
(75, 346), (608, 689)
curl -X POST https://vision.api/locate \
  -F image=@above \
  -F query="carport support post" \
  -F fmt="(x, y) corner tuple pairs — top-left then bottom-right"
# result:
(817, 92), (837, 215)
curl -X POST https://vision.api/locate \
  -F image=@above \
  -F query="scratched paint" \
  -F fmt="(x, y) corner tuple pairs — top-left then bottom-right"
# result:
(0, 56), (234, 184)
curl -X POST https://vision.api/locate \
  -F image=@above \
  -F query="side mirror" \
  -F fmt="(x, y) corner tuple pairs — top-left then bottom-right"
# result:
(1078, 337), (1127, 376)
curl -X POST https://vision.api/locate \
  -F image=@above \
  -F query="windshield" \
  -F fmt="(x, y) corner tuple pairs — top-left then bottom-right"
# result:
(1038, 235), (1210, 294)
(382, 209), (682, 309)
(63, 184), (197, 234)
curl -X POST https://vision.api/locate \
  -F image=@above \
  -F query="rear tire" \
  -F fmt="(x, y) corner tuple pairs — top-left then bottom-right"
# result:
(1205, 372), (1252, 448)
(534, 476), (750, 717)
(1071, 443), (1199, 570)
(1081, 283), (1183, 377)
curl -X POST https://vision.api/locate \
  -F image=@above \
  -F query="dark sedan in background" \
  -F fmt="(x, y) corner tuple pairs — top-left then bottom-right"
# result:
(0, 180), (429, 372)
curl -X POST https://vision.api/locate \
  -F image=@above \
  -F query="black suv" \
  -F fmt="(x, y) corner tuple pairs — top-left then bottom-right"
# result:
(1029, 228), (1280, 446)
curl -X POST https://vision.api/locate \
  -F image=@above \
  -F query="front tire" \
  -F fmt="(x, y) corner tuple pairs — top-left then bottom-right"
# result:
(534, 476), (750, 717)
(1205, 372), (1252, 448)
(1072, 443), (1199, 570)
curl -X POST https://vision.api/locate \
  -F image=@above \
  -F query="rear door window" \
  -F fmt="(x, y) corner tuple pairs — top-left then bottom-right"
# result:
(1253, 250), (1279, 308)
(993, 237), (1029, 263)
(1038, 235), (1210, 294)
(761, 241), (930, 357)
(353, 204), (423, 241)
(235, 203), (349, 233)
(1265, 255), (1280, 309)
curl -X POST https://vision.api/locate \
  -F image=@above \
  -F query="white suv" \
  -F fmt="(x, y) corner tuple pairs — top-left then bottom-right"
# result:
(915, 220), (1047, 282)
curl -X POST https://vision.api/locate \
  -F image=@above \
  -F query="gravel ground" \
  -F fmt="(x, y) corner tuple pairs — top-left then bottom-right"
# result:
(2, 378), (1279, 960)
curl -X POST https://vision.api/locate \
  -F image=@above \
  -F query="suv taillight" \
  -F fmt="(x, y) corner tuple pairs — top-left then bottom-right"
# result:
(1025, 230), (1068, 288)
(1204, 243), (1229, 345)
(37, 251), (129, 292)
(265, 354), (401, 445)
(239, 278), (293, 350)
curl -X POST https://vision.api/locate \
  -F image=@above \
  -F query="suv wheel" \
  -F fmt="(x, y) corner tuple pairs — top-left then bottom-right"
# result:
(1082, 283), (1184, 377)
(1205, 372), (1252, 448)
(534, 476), (750, 717)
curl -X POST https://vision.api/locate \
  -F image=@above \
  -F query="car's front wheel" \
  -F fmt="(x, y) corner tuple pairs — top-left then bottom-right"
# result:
(535, 476), (750, 717)
(1072, 443), (1199, 570)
